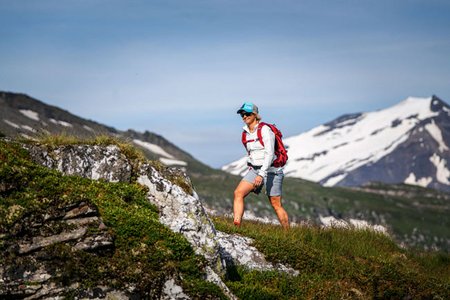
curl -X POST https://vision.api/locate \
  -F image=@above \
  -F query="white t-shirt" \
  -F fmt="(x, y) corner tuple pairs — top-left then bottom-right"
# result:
(243, 123), (283, 178)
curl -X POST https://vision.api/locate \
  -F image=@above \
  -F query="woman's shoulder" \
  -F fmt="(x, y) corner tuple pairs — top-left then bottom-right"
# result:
(259, 123), (274, 136)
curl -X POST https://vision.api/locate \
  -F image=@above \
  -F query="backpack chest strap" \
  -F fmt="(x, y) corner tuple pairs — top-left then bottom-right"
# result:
(242, 123), (267, 146)
(242, 138), (259, 144)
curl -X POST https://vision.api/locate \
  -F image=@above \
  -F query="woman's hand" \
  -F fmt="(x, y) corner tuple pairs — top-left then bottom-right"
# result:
(254, 175), (263, 187)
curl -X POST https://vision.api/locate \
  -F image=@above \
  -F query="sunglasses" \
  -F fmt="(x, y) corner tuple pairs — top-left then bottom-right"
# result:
(240, 112), (253, 118)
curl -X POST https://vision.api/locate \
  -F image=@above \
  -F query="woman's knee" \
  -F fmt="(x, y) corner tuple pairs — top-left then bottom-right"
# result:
(234, 181), (253, 198)
(234, 187), (246, 198)
(270, 196), (283, 208)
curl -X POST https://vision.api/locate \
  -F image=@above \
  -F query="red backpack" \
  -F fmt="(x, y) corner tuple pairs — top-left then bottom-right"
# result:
(241, 122), (288, 167)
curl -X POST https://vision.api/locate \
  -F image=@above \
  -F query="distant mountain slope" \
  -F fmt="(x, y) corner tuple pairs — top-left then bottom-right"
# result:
(0, 91), (211, 172)
(0, 91), (115, 137)
(223, 96), (450, 192)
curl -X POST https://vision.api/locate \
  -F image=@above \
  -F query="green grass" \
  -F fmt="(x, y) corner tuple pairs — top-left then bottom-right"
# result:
(0, 140), (224, 298)
(192, 169), (450, 251)
(213, 216), (450, 299)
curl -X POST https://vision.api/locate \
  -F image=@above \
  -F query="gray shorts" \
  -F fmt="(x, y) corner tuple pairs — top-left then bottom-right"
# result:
(242, 168), (284, 196)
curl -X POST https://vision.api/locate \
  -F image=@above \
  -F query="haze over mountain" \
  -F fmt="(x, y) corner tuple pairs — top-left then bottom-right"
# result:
(223, 96), (450, 192)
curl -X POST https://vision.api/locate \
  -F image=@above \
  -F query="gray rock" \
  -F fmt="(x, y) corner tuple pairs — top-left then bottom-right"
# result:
(25, 144), (132, 183)
(216, 231), (299, 276)
(0, 194), (119, 299)
(73, 234), (114, 251)
(18, 227), (87, 254)
(23, 282), (66, 300)
(64, 204), (97, 219)
(137, 164), (222, 271)
(162, 278), (190, 300)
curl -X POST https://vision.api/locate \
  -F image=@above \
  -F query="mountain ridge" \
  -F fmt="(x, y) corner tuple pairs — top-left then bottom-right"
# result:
(0, 91), (212, 171)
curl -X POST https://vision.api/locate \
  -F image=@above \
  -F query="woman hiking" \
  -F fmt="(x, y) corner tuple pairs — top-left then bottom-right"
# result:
(233, 102), (290, 230)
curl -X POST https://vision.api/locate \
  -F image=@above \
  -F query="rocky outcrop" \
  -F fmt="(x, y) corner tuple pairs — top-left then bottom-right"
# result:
(2, 143), (298, 299)
(137, 163), (222, 270)
(0, 201), (130, 299)
(216, 231), (299, 276)
(26, 144), (133, 183)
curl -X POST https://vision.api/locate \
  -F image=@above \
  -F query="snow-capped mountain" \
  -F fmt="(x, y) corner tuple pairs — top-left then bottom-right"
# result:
(222, 95), (450, 191)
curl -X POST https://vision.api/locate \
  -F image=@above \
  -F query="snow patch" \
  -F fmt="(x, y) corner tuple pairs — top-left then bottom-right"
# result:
(404, 173), (432, 187)
(21, 125), (36, 132)
(59, 121), (72, 127)
(429, 154), (450, 184)
(83, 125), (94, 132)
(133, 139), (174, 158)
(159, 157), (188, 166)
(19, 109), (40, 121)
(3, 120), (37, 132)
(20, 133), (34, 140)
(425, 120), (448, 152)
(49, 118), (73, 127)
(3, 119), (20, 128)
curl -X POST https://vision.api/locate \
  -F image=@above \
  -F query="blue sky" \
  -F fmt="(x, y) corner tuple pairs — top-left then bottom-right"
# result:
(1, 0), (450, 167)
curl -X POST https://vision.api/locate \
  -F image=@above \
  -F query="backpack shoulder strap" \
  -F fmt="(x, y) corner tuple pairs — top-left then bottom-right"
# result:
(257, 122), (268, 147)
(241, 130), (247, 146)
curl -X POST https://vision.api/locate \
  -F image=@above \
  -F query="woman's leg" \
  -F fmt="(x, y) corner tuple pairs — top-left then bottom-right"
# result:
(233, 180), (254, 226)
(269, 196), (290, 230)
(266, 172), (289, 229)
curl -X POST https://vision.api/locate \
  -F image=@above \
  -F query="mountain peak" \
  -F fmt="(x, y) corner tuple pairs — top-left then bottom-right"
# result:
(430, 94), (450, 112)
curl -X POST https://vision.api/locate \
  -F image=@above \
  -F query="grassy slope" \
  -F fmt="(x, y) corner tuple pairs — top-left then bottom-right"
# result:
(1, 138), (449, 299)
(214, 216), (450, 299)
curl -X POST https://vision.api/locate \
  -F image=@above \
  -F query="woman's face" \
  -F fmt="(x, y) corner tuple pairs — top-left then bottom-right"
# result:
(241, 112), (256, 125)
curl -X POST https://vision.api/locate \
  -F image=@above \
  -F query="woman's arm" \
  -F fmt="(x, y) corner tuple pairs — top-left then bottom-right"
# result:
(257, 125), (275, 178)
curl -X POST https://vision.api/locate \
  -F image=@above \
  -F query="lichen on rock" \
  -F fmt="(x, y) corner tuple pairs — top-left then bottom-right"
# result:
(137, 163), (222, 271)
(25, 143), (133, 183)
